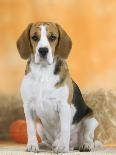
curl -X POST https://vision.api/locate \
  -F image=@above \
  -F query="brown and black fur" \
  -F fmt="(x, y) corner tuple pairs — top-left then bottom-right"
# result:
(54, 57), (93, 123)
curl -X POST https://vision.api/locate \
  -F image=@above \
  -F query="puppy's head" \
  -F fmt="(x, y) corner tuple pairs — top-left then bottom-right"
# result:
(17, 22), (72, 65)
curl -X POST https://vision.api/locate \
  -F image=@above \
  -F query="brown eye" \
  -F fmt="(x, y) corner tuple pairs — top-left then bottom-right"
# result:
(49, 35), (57, 41)
(31, 35), (39, 41)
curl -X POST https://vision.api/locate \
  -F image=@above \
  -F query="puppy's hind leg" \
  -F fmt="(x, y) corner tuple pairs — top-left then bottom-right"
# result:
(78, 117), (98, 152)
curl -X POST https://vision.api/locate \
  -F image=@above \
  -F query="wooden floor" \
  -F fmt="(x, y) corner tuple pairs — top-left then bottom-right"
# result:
(0, 141), (116, 155)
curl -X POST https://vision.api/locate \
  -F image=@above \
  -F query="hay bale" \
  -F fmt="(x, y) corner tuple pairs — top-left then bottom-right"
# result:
(84, 89), (116, 144)
(0, 95), (24, 139)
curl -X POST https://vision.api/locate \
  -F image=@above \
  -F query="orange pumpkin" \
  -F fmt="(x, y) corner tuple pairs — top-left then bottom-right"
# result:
(9, 120), (41, 144)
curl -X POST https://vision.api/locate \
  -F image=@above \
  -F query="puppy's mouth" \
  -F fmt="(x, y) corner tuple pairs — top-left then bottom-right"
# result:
(39, 57), (50, 66)
(34, 52), (54, 66)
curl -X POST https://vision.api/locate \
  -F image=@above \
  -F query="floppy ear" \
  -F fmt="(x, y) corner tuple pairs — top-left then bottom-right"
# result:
(16, 23), (33, 59)
(55, 24), (72, 59)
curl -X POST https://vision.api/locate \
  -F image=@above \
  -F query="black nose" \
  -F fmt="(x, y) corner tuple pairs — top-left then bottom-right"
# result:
(38, 47), (48, 57)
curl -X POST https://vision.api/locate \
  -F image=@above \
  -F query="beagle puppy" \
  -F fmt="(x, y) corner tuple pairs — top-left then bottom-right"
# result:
(17, 22), (98, 153)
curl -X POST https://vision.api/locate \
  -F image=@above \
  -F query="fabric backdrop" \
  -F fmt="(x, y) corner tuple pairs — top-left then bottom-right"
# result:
(0, 0), (116, 94)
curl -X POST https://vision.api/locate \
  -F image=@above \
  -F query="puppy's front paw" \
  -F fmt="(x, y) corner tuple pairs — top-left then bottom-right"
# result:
(78, 142), (94, 152)
(26, 144), (39, 153)
(52, 139), (69, 153)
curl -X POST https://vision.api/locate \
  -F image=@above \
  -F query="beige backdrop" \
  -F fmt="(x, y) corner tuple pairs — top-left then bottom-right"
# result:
(0, 0), (116, 94)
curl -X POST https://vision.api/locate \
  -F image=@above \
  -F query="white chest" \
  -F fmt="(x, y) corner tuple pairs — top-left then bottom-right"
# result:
(21, 63), (69, 125)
